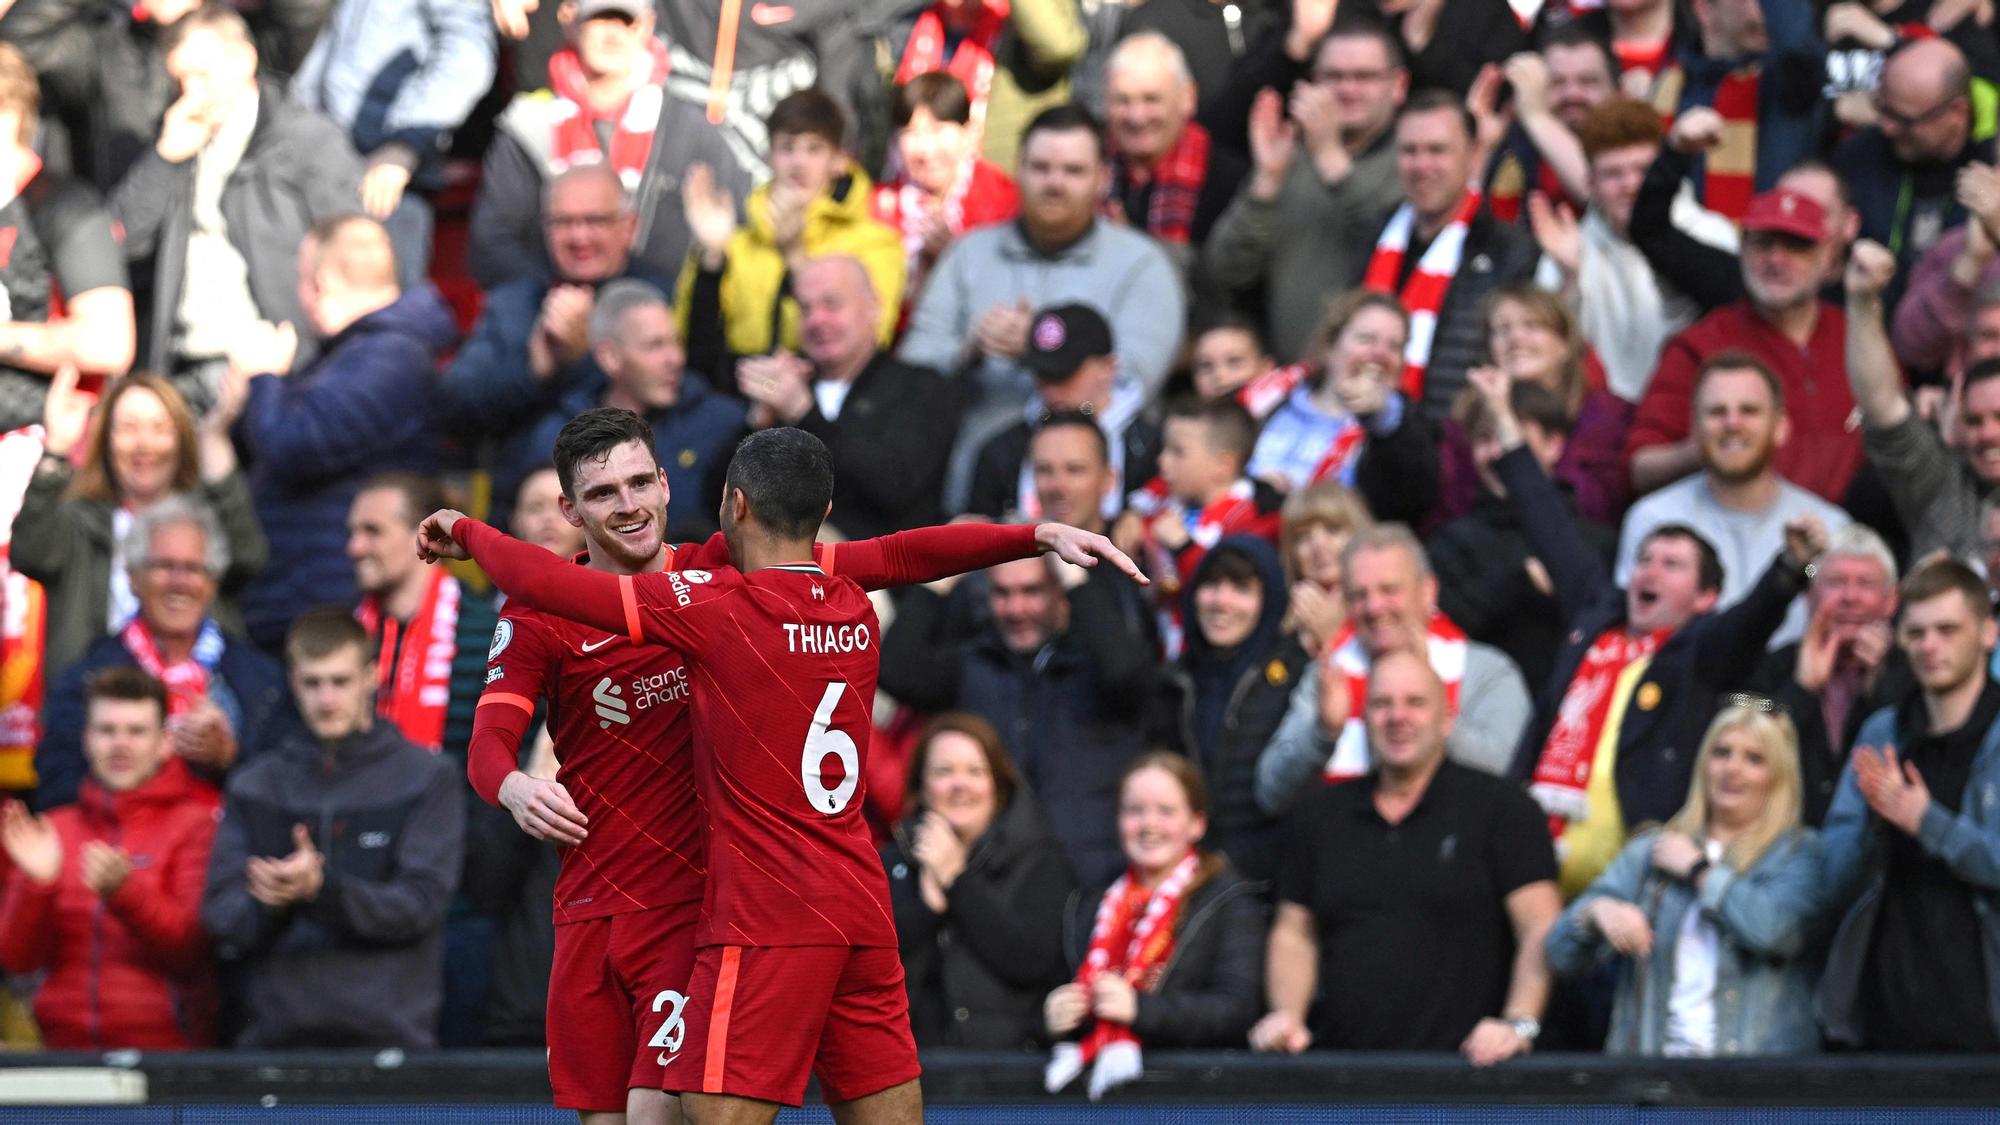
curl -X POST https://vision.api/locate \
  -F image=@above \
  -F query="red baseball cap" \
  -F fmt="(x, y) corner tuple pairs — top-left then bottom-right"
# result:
(1741, 188), (1828, 242)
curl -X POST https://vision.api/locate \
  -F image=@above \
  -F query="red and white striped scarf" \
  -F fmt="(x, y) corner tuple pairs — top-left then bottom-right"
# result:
(1236, 363), (1369, 486)
(121, 617), (225, 719)
(1321, 613), (1469, 781)
(1362, 189), (1483, 400)
(1104, 120), (1212, 245)
(896, 0), (1009, 133)
(546, 38), (670, 190)
(1126, 478), (1279, 658)
(356, 568), (462, 752)
(1529, 625), (1668, 834)
(1045, 850), (1199, 1101)
(1650, 64), (1758, 222)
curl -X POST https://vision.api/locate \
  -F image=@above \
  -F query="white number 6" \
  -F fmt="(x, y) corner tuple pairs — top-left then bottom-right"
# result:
(801, 682), (859, 815)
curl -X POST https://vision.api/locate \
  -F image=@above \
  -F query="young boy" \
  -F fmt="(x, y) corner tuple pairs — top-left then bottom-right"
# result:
(1190, 314), (1276, 403)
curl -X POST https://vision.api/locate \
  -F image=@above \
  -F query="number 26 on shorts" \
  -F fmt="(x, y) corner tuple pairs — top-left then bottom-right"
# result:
(801, 682), (860, 815)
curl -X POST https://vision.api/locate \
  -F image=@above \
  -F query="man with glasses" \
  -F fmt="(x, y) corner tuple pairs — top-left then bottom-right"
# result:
(1204, 17), (1407, 362)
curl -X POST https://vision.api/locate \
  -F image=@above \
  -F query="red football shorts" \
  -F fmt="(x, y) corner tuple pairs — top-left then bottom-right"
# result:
(663, 944), (921, 1106)
(546, 906), (698, 1111)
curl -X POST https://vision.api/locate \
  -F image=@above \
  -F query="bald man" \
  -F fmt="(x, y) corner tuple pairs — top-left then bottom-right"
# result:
(1835, 36), (1995, 295)
(735, 254), (965, 538)
(229, 214), (461, 651)
(1101, 32), (1245, 253)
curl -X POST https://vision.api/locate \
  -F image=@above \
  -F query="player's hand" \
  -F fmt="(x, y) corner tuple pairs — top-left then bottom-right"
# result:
(1034, 522), (1151, 585)
(499, 770), (589, 845)
(417, 509), (471, 563)
(1248, 1010), (1313, 1053)
(1045, 983), (1090, 1036)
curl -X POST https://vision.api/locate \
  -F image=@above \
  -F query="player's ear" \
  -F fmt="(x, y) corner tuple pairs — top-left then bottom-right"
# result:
(557, 492), (583, 529)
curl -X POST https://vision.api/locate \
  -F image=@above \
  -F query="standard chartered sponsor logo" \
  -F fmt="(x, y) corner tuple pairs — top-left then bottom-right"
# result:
(593, 678), (630, 728)
(592, 670), (687, 728)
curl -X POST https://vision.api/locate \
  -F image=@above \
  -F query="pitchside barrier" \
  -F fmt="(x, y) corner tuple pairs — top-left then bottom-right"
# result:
(0, 1051), (1998, 1121)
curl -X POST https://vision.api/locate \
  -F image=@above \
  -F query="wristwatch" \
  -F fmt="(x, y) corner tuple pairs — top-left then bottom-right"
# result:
(1506, 1016), (1540, 1044)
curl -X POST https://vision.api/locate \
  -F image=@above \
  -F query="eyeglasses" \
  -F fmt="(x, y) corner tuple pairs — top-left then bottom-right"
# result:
(140, 558), (213, 579)
(1721, 692), (1790, 717)
(543, 212), (623, 231)
(1874, 94), (1961, 131)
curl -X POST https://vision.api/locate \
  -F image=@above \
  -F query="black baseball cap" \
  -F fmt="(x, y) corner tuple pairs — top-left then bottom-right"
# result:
(1021, 303), (1114, 382)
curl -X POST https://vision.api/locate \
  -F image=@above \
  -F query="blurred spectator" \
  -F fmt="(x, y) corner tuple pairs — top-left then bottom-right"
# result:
(290, 0), (496, 280)
(0, 668), (218, 1049)
(15, 370), (264, 679)
(470, 0), (749, 290)
(1249, 651), (1558, 1061)
(442, 164), (665, 445)
(1533, 98), (1734, 404)
(1114, 0), (1279, 125)
(1188, 314), (1273, 403)
(1100, 33), (1246, 262)
(460, 725), (558, 1047)
(901, 104), (1183, 512)
(1384, 0), (1531, 97)
(1157, 537), (1305, 885)
(880, 553), (1155, 885)
(1254, 525), (1532, 814)
(966, 305), (1160, 523)
(1430, 379), (1617, 690)
(1238, 292), (1439, 525)
(231, 215), (456, 653)
(1626, 187), (1863, 503)
(1437, 283), (1633, 525)
(736, 257), (963, 540)
(1275, 481), (1372, 657)
(1546, 699), (1823, 1056)
(1657, 0), (1824, 223)
(1360, 90), (1537, 421)
(110, 4), (363, 406)
(0, 44), (134, 432)
(1756, 524), (1907, 827)
(890, 0), (1087, 172)
(36, 496), (289, 810)
(511, 279), (744, 542)
(1821, 559), (2000, 1050)
(678, 88), (902, 369)
(1024, 411), (1120, 535)
(1538, 0), (1679, 97)
(1821, 0), (2000, 132)
(1046, 753), (1264, 1095)
(509, 467), (587, 559)
(1617, 354), (1851, 647)
(346, 473), (499, 761)
(1477, 32), (1615, 225)
(870, 73), (1019, 318)
(1890, 210), (2000, 378)
(1848, 238), (2000, 560)
(201, 608), (463, 1049)
(1205, 20), (1408, 364)
(1478, 369), (1822, 897)
(1832, 37), (1992, 299)
(0, 0), (187, 191)
(882, 713), (1074, 1049)
(1122, 400), (1281, 623)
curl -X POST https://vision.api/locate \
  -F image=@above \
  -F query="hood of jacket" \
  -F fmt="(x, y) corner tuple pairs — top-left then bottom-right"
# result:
(273, 719), (415, 773)
(1181, 534), (1291, 672)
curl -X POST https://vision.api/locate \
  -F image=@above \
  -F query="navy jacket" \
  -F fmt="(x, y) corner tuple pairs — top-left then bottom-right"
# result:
(237, 285), (459, 651)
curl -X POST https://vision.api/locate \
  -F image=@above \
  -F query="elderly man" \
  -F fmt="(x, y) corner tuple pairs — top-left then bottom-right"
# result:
(1205, 19), (1408, 363)
(736, 256), (963, 539)
(34, 496), (289, 810)
(470, 0), (749, 289)
(1251, 650), (1559, 1063)
(1101, 33), (1246, 258)
(901, 103), (1183, 511)
(1254, 524), (1531, 815)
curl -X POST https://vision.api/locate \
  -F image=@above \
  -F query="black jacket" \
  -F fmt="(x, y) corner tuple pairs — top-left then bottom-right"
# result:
(1753, 643), (1915, 829)
(1631, 143), (1741, 315)
(1377, 210), (1540, 422)
(965, 411), (1164, 523)
(798, 353), (968, 541)
(460, 725), (559, 1047)
(882, 792), (1075, 1050)
(1058, 862), (1267, 1048)
(1495, 447), (1808, 828)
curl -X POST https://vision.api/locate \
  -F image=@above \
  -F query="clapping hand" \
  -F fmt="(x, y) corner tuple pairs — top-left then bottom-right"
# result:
(39, 362), (90, 460)
(1854, 743), (1931, 835)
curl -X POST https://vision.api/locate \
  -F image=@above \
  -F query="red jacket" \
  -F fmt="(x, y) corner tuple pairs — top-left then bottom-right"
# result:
(0, 758), (219, 1049)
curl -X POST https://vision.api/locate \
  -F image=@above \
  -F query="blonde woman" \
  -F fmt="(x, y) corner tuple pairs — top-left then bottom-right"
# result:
(1275, 481), (1372, 656)
(1545, 697), (1823, 1056)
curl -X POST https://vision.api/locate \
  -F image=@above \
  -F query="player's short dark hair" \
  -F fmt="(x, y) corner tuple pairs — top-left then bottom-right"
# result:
(1166, 397), (1258, 469)
(1693, 351), (1785, 414)
(1902, 557), (1995, 621)
(286, 606), (372, 667)
(1640, 523), (1724, 594)
(359, 471), (447, 530)
(1398, 88), (1476, 144)
(905, 712), (1021, 817)
(767, 87), (847, 148)
(552, 408), (660, 498)
(1021, 103), (1106, 164)
(893, 71), (972, 128)
(85, 666), (168, 724)
(725, 427), (834, 541)
(1031, 410), (1112, 467)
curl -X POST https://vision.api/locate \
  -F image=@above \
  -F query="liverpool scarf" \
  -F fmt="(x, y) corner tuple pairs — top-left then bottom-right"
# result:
(1362, 188), (1482, 399)
(357, 568), (462, 752)
(546, 38), (670, 188)
(1651, 64), (1759, 222)
(1045, 850), (1199, 1101)
(1238, 364), (1369, 488)
(1104, 120), (1212, 245)
(1322, 613), (1468, 780)
(896, 0), (1009, 131)
(1528, 625), (1668, 831)
(121, 617), (225, 718)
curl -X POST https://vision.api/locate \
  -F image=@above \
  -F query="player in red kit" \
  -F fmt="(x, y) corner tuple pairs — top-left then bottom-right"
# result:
(461, 411), (1138, 1124)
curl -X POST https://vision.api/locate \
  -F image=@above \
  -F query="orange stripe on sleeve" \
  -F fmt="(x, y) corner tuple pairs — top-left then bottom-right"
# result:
(619, 575), (643, 644)
(477, 693), (536, 715)
(703, 946), (744, 1094)
(815, 541), (838, 574)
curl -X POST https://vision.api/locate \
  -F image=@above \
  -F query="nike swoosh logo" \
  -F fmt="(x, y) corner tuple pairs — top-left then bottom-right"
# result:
(656, 1052), (675, 1066)
(581, 637), (617, 653)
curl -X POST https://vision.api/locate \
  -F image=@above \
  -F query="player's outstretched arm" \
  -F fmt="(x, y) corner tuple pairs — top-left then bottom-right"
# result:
(1034, 522), (1149, 584)
(819, 520), (1150, 591)
(425, 513), (646, 641)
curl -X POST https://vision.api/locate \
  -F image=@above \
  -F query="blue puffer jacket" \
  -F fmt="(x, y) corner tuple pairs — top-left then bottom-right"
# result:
(237, 285), (460, 650)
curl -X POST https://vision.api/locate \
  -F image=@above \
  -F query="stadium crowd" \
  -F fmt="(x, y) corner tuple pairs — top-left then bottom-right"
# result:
(1, 0), (1999, 1090)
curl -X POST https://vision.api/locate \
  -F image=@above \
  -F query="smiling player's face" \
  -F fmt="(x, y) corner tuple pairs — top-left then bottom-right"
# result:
(562, 438), (670, 571)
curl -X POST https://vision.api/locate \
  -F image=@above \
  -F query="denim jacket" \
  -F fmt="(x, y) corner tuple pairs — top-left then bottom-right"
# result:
(1547, 826), (1823, 1056)
(1818, 700), (2000, 1046)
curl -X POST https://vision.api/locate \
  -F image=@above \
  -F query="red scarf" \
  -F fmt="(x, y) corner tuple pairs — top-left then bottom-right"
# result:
(1125, 478), (1279, 657)
(1104, 121), (1212, 245)
(1045, 850), (1199, 1101)
(0, 427), (47, 790)
(356, 569), (462, 752)
(1650, 64), (1757, 222)
(121, 618), (224, 718)
(546, 39), (670, 187)
(1235, 363), (1369, 486)
(896, 0), (1009, 131)
(1487, 153), (1575, 225)
(1528, 625), (1669, 835)
(1321, 613), (1468, 781)
(1362, 189), (1482, 399)
(872, 159), (1019, 284)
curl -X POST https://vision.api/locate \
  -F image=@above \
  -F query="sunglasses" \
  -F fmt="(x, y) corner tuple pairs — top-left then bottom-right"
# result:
(1721, 692), (1790, 717)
